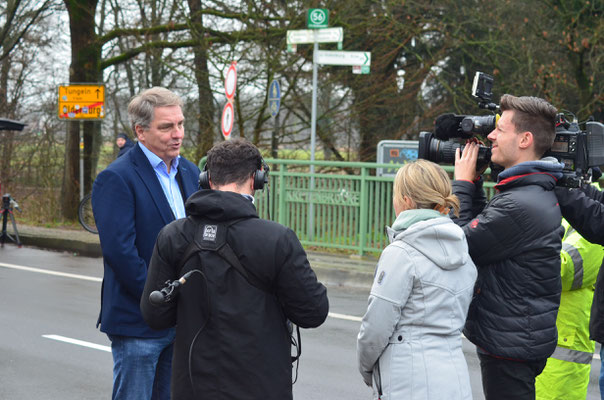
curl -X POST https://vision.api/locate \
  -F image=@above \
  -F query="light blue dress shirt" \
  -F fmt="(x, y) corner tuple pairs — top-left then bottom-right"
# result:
(138, 142), (186, 219)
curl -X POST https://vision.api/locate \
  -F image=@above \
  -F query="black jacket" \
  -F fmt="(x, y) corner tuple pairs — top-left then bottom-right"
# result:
(141, 190), (329, 399)
(556, 184), (604, 342)
(452, 168), (563, 361)
(556, 184), (604, 246)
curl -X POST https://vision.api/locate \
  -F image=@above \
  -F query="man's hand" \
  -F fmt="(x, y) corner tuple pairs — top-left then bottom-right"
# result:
(455, 142), (479, 181)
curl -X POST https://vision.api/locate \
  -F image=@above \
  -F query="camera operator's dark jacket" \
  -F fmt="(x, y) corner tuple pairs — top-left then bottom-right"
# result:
(555, 184), (604, 246)
(140, 189), (329, 400)
(556, 184), (604, 343)
(452, 159), (564, 361)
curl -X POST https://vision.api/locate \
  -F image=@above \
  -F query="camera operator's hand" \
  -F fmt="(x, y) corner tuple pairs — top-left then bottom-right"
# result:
(455, 142), (480, 182)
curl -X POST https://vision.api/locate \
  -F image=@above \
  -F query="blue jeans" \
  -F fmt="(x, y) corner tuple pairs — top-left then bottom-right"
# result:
(600, 345), (604, 400)
(108, 330), (175, 400)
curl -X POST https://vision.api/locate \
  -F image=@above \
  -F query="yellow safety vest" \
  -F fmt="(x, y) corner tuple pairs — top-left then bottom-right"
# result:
(536, 209), (604, 400)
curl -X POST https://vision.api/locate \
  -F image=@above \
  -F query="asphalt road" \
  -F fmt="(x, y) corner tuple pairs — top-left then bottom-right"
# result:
(0, 244), (601, 399)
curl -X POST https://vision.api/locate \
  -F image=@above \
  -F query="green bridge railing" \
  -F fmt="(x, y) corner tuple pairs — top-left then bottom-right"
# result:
(200, 157), (496, 256)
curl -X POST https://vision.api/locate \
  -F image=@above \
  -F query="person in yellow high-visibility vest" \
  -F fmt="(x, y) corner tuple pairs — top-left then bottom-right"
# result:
(536, 188), (604, 399)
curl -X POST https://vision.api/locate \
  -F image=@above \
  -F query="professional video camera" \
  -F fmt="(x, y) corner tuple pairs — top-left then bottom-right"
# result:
(418, 72), (498, 166)
(418, 71), (604, 187)
(549, 114), (604, 187)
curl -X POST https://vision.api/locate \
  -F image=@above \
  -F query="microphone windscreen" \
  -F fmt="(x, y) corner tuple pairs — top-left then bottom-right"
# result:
(434, 114), (465, 140)
(149, 290), (165, 306)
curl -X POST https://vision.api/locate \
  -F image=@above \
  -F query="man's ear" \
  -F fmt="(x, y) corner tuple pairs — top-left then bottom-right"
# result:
(248, 174), (255, 193)
(135, 125), (145, 141)
(518, 131), (534, 150)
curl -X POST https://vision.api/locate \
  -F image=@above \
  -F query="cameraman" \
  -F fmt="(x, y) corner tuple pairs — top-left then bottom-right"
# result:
(140, 138), (329, 399)
(555, 178), (604, 245)
(452, 94), (565, 400)
(556, 171), (604, 399)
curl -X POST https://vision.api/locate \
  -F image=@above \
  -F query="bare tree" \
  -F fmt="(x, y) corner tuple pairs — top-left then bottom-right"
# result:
(0, 0), (57, 191)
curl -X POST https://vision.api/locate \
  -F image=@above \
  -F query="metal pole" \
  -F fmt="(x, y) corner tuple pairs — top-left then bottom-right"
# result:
(309, 41), (319, 241)
(79, 121), (84, 201)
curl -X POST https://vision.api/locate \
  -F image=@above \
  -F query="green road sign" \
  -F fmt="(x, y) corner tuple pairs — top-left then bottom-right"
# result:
(315, 50), (371, 66)
(352, 65), (371, 74)
(307, 9), (328, 29)
(287, 27), (343, 44)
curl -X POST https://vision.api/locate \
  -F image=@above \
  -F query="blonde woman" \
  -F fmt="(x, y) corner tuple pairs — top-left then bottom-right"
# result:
(357, 159), (477, 400)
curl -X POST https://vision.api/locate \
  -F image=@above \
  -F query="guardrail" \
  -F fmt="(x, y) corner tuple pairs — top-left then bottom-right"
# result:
(199, 157), (496, 255)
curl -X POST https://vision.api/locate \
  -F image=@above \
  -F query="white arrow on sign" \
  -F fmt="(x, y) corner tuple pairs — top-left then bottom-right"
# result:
(315, 50), (371, 66)
(287, 27), (343, 44)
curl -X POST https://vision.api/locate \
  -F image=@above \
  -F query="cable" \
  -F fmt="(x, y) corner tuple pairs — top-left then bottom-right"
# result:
(185, 268), (210, 398)
(291, 325), (301, 384)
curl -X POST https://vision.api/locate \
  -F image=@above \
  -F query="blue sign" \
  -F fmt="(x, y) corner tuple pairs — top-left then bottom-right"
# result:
(268, 80), (281, 117)
(376, 140), (419, 177)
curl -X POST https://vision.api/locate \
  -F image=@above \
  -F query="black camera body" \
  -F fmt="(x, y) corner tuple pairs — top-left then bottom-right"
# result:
(546, 117), (604, 187)
(418, 71), (604, 187)
(418, 72), (498, 167)
(1, 194), (10, 209)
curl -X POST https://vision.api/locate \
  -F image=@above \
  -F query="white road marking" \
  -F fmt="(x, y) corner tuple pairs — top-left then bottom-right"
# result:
(43, 334), (111, 353)
(329, 312), (362, 322)
(7, 262), (601, 362)
(0, 262), (102, 282)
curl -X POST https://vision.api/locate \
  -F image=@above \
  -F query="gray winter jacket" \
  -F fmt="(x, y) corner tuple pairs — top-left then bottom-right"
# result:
(357, 210), (477, 400)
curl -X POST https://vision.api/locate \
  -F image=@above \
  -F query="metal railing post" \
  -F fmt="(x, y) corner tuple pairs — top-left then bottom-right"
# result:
(278, 163), (287, 226)
(358, 166), (369, 256)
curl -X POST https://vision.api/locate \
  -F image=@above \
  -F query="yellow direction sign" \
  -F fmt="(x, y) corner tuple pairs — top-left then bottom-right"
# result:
(58, 84), (105, 120)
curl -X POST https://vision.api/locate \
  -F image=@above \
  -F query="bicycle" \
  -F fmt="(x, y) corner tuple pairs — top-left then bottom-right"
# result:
(78, 193), (98, 234)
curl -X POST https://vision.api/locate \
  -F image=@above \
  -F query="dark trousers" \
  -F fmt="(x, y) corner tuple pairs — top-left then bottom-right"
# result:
(478, 352), (547, 400)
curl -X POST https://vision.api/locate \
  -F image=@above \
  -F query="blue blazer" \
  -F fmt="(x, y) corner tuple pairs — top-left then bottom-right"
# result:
(92, 143), (200, 337)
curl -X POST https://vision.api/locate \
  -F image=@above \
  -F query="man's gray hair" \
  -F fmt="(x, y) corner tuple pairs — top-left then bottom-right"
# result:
(128, 87), (183, 132)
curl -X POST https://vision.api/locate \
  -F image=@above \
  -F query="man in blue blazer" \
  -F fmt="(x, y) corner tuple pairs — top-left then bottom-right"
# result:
(92, 87), (200, 400)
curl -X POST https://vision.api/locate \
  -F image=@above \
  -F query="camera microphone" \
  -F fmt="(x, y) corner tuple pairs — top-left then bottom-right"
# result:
(149, 270), (197, 306)
(434, 114), (469, 140)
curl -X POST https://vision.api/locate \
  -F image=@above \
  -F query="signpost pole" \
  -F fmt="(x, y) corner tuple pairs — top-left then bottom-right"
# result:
(271, 112), (279, 158)
(285, 9), (371, 242)
(309, 41), (319, 241)
(79, 121), (84, 201)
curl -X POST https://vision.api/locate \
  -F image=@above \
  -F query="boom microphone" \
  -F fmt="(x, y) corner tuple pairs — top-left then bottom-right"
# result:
(149, 270), (197, 306)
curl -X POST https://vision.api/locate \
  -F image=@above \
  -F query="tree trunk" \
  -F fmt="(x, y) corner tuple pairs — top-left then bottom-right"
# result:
(188, 0), (215, 162)
(62, 0), (100, 220)
(0, 56), (13, 191)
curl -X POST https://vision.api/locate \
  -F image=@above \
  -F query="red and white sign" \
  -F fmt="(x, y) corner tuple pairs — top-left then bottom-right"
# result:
(221, 102), (234, 139)
(224, 62), (237, 100)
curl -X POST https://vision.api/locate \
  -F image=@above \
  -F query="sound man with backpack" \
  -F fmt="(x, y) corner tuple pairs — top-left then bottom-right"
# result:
(141, 138), (329, 399)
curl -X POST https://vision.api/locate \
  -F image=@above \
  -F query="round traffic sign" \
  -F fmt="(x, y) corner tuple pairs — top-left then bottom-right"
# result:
(221, 102), (234, 138)
(224, 62), (237, 100)
(310, 9), (327, 25)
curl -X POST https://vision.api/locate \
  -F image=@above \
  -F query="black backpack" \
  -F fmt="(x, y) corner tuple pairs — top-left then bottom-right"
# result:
(175, 217), (301, 364)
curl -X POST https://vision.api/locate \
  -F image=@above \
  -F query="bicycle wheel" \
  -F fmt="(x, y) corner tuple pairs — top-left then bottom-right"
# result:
(78, 193), (98, 234)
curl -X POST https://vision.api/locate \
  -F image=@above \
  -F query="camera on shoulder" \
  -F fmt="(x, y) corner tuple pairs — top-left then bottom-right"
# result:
(418, 71), (604, 187)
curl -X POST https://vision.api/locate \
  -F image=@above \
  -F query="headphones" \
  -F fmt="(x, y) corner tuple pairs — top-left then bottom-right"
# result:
(198, 159), (269, 190)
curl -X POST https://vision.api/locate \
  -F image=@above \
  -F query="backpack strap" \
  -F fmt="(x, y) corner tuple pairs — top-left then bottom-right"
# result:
(178, 217), (272, 294)
(178, 216), (301, 365)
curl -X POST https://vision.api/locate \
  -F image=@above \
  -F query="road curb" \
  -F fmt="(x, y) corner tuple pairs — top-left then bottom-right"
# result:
(313, 265), (373, 291)
(12, 225), (377, 290)
(18, 233), (103, 258)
